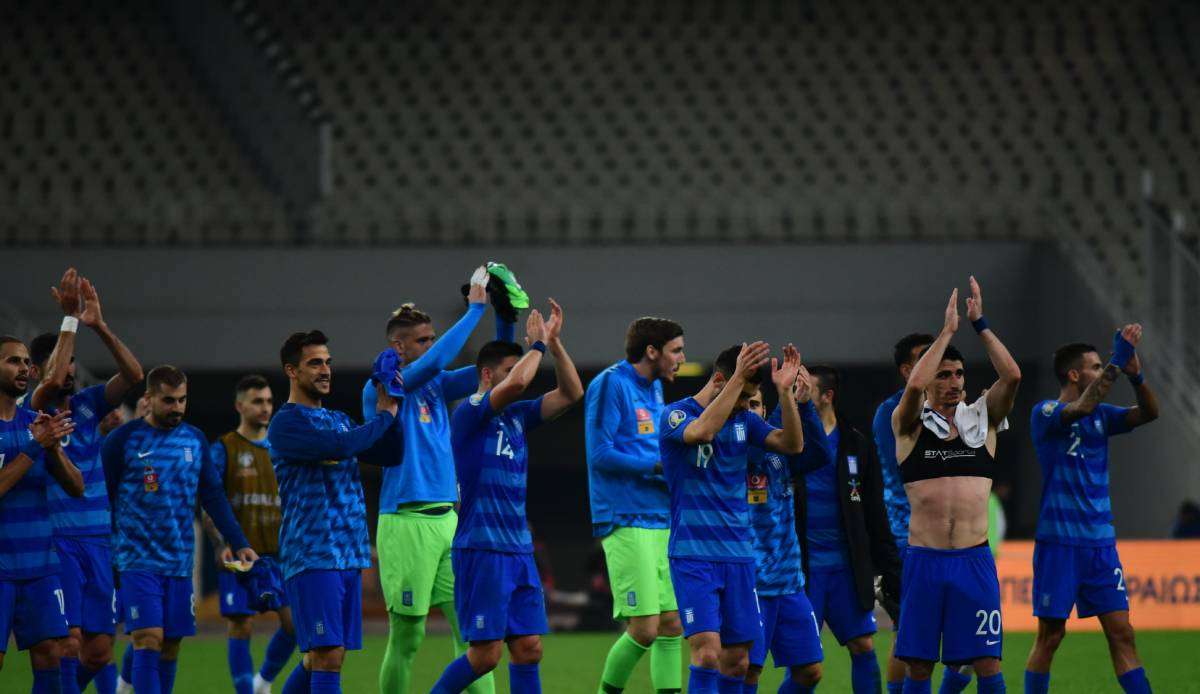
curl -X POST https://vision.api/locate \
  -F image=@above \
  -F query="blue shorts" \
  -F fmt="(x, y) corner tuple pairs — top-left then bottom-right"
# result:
(120, 571), (195, 639)
(55, 535), (117, 634)
(1032, 541), (1128, 619)
(286, 569), (362, 652)
(219, 556), (289, 617)
(452, 548), (548, 642)
(807, 566), (878, 644)
(896, 544), (1001, 665)
(670, 558), (761, 644)
(749, 590), (824, 668)
(0, 574), (69, 651)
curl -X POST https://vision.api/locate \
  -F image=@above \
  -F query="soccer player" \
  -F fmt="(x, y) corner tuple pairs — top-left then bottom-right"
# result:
(431, 299), (583, 693)
(203, 375), (297, 694)
(1023, 327), (1159, 694)
(365, 266), (516, 694)
(0, 335), (82, 691)
(29, 269), (144, 694)
(587, 317), (686, 694)
(659, 342), (805, 694)
(891, 279), (1021, 694)
(269, 330), (402, 694)
(801, 366), (902, 694)
(742, 373), (831, 694)
(102, 366), (259, 694)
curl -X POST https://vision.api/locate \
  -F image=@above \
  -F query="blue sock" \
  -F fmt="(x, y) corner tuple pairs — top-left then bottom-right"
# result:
(888, 681), (905, 694)
(121, 643), (134, 684)
(132, 649), (161, 694)
(92, 662), (118, 694)
(851, 650), (881, 694)
(309, 670), (340, 694)
(509, 662), (542, 694)
(60, 656), (81, 694)
(281, 663), (311, 694)
(159, 658), (178, 694)
(743, 683), (759, 694)
(260, 628), (297, 682)
(718, 673), (744, 693)
(938, 667), (972, 694)
(228, 637), (255, 694)
(1118, 667), (1152, 694)
(688, 665), (719, 694)
(976, 672), (1005, 693)
(1024, 670), (1050, 694)
(32, 668), (62, 694)
(432, 654), (483, 694)
(903, 677), (931, 694)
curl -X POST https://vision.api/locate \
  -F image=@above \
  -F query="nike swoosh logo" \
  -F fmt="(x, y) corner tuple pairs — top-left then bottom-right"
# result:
(137, 451), (152, 458)
(985, 639), (1000, 645)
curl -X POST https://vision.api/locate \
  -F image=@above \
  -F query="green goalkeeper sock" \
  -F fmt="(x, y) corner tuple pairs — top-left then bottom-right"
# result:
(599, 632), (650, 693)
(438, 601), (495, 694)
(650, 635), (683, 693)
(379, 611), (425, 694)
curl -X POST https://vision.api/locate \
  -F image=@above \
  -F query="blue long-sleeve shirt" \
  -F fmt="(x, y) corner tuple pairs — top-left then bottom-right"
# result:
(872, 389), (910, 547)
(584, 360), (670, 536)
(363, 305), (513, 510)
(102, 419), (250, 577)
(268, 403), (396, 579)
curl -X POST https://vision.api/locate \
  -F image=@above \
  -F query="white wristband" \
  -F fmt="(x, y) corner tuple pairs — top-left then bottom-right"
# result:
(60, 316), (79, 333)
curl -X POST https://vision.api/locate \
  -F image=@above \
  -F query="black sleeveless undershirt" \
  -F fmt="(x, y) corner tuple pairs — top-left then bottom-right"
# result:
(900, 424), (995, 484)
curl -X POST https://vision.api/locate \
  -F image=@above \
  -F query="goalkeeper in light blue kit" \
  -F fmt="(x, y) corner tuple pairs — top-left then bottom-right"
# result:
(658, 342), (805, 694)
(1024, 326), (1159, 694)
(432, 299), (583, 693)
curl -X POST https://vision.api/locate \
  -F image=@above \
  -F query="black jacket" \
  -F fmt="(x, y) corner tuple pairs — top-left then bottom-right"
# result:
(793, 422), (903, 611)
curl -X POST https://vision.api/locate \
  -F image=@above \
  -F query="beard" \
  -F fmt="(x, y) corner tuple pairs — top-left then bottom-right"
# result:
(0, 381), (23, 398)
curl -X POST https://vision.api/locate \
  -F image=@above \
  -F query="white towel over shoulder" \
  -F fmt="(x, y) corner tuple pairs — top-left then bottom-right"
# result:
(920, 393), (1009, 449)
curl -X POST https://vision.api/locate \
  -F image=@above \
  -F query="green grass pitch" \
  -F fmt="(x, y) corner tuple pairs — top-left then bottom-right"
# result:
(6, 630), (1200, 692)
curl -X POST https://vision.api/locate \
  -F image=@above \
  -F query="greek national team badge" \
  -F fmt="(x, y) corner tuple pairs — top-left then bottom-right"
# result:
(143, 465), (159, 493)
(627, 591), (637, 607)
(183, 447), (193, 463)
(734, 422), (746, 442)
(668, 409), (687, 429)
(635, 407), (655, 435)
(683, 607), (694, 624)
(848, 478), (862, 502)
(747, 471), (768, 504)
(402, 590), (413, 607)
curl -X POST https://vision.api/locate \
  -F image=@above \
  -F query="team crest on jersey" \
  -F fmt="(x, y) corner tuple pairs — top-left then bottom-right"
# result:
(238, 452), (254, 468)
(419, 398), (432, 423)
(469, 393), (484, 406)
(143, 466), (159, 493)
(668, 410), (687, 429)
(848, 478), (862, 502)
(636, 408), (655, 435)
(1041, 401), (1056, 417)
(734, 422), (746, 442)
(77, 403), (94, 420)
(747, 471), (768, 504)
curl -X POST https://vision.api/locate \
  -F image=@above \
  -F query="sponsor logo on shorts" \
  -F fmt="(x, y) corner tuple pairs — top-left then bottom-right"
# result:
(627, 591), (637, 607)
(402, 590), (413, 607)
(683, 607), (694, 625)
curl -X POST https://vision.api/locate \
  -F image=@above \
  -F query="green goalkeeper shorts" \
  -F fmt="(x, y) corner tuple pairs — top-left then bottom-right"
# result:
(377, 508), (458, 616)
(601, 526), (677, 619)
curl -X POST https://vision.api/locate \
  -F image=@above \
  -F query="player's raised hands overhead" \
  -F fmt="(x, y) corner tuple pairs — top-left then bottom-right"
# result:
(467, 265), (489, 304)
(733, 341), (770, 382)
(525, 308), (547, 346)
(78, 277), (105, 329)
(966, 275), (984, 322)
(943, 288), (960, 334)
(29, 410), (75, 448)
(543, 298), (564, 343)
(793, 364), (813, 404)
(771, 343), (802, 393)
(51, 267), (82, 316)
(1119, 324), (1144, 376)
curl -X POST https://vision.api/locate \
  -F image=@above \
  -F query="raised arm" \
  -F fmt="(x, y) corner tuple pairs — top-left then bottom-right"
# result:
(78, 277), (144, 407)
(1060, 325), (1138, 425)
(538, 300), (584, 421)
(269, 408), (397, 463)
(785, 373), (834, 473)
(967, 277), (1022, 425)
(893, 289), (958, 438)
(682, 342), (770, 445)
(489, 308), (546, 412)
(31, 268), (82, 412)
(402, 267), (489, 391)
(763, 345), (805, 455)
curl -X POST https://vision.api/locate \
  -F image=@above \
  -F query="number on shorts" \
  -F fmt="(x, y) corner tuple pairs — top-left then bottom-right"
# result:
(1115, 567), (1126, 592)
(54, 588), (65, 615)
(975, 609), (1001, 636)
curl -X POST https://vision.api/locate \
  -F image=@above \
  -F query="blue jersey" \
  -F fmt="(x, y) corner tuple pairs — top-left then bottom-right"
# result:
(451, 391), (544, 553)
(46, 385), (115, 537)
(872, 389), (910, 543)
(0, 408), (58, 580)
(364, 303), (501, 509)
(805, 425), (849, 570)
(268, 403), (396, 580)
(584, 360), (669, 537)
(1032, 400), (1132, 546)
(102, 419), (249, 577)
(659, 397), (775, 563)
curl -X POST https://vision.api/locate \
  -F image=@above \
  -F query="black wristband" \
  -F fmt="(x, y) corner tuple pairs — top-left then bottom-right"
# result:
(530, 340), (546, 354)
(971, 316), (990, 334)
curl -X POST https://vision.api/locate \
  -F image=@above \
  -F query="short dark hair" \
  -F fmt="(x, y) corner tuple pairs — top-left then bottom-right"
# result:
(713, 344), (764, 385)
(280, 330), (329, 368)
(0, 335), (24, 349)
(385, 304), (433, 336)
(146, 365), (187, 394)
(29, 332), (58, 368)
(894, 333), (936, 368)
(808, 364), (840, 402)
(1053, 342), (1098, 385)
(919, 343), (965, 366)
(624, 317), (684, 363)
(235, 374), (270, 398)
(476, 340), (524, 374)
